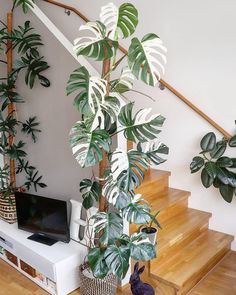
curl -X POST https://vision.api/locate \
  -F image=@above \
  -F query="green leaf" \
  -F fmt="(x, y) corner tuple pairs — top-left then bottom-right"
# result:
(128, 34), (167, 86)
(105, 244), (130, 279)
(123, 195), (151, 224)
(201, 168), (214, 188)
(70, 121), (111, 167)
(216, 157), (233, 168)
(21, 116), (41, 143)
(92, 212), (123, 245)
(118, 103), (165, 143)
(229, 134), (236, 147)
(74, 21), (116, 61)
(219, 184), (234, 203)
(205, 162), (218, 179)
(88, 248), (109, 279)
(80, 179), (99, 209)
(144, 141), (168, 166)
(130, 233), (156, 261)
(110, 67), (134, 93)
(200, 132), (216, 152)
(100, 3), (138, 40)
(210, 140), (227, 159)
(190, 156), (205, 173)
(13, 0), (35, 13)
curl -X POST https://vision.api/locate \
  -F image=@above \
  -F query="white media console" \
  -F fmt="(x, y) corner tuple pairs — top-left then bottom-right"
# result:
(0, 219), (87, 295)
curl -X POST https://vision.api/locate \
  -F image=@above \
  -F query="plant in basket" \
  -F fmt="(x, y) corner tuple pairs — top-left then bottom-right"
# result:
(66, 2), (169, 294)
(0, 1), (50, 223)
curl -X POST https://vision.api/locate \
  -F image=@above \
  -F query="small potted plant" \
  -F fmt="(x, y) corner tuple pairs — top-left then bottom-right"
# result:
(139, 211), (161, 245)
(0, 1), (50, 223)
(67, 2), (168, 294)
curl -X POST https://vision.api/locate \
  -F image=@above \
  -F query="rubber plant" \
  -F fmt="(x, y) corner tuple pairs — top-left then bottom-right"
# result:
(67, 3), (168, 280)
(190, 130), (236, 203)
(0, 0), (49, 204)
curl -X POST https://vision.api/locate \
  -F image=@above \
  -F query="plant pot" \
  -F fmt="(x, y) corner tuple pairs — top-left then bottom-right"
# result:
(141, 227), (158, 245)
(79, 263), (117, 295)
(0, 194), (17, 224)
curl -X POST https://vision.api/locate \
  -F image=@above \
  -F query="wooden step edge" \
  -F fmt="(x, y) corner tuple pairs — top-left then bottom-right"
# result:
(150, 231), (234, 291)
(186, 250), (232, 295)
(143, 169), (171, 184)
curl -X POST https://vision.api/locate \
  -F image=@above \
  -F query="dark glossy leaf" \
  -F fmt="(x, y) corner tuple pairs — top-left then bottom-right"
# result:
(190, 156), (204, 173)
(80, 179), (100, 209)
(216, 157), (233, 168)
(105, 244), (130, 279)
(21, 116), (41, 143)
(219, 184), (234, 203)
(201, 168), (214, 188)
(229, 135), (236, 147)
(200, 132), (216, 152)
(205, 162), (218, 179)
(210, 140), (227, 159)
(88, 248), (109, 279)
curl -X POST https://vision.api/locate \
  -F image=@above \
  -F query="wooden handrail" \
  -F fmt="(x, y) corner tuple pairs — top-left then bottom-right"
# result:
(41, 0), (232, 140)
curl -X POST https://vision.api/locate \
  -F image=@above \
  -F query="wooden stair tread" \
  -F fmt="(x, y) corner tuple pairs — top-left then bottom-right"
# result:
(148, 188), (190, 211)
(189, 251), (236, 295)
(151, 230), (234, 290)
(158, 208), (212, 254)
(143, 169), (171, 183)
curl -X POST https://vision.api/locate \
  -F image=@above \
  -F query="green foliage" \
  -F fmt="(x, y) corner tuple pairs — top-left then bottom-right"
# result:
(0, 11), (49, 197)
(67, 2), (168, 280)
(80, 179), (100, 209)
(191, 131), (236, 203)
(118, 103), (165, 143)
(13, 0), (35, 14)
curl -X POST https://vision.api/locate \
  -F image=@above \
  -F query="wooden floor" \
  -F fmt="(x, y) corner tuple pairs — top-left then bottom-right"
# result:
(0, 259), (131, 295)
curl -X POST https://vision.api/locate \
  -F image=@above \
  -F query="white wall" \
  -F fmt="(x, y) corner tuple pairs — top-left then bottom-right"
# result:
(3, 1), (236, 248)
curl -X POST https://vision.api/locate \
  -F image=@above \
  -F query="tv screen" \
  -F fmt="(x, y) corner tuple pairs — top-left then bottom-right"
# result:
(15, 192), (70, 243)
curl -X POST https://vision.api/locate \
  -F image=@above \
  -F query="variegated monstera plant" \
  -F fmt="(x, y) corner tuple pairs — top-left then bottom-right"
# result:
(67, 3), (168, 280)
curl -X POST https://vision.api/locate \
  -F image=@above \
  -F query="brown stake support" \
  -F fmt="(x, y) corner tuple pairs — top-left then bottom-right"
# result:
(6, 12), (16, 188)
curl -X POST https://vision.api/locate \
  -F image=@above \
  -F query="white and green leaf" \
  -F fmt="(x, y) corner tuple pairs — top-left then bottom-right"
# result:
(128, 33), (167, 86)
(80, 179), (100, 209)
(110, 67), (134, 93)
(70, 121), (111, 167)
(100, 3), (138, 40)
(118, 102), (165, 143)
(74, 21), (115, 60)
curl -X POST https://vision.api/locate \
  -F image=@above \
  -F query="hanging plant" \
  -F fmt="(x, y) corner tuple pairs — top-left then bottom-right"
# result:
(190, 130), (236, 203)
(67, 1), (168, 284)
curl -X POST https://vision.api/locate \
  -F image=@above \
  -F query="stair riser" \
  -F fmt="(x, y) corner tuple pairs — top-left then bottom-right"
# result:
(156, 220), (210, 267)
(177, 246), (231, 295)
(136, 175), (170, 196)
(158, 199), (188, 223)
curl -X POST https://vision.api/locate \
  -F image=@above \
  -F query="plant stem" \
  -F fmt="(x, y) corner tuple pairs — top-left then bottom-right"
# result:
(0, 60), (7, 64)
(0, 20), (7, 28)
(102, 54), (127, 80)
(129, 89), (156, 102)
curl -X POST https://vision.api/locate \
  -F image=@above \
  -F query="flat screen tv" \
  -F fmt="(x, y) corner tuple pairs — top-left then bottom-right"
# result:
(15, 192), (70, 246)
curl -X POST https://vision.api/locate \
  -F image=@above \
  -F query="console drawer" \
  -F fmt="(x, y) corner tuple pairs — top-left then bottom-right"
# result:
(5, 250), (18, 266)
(20, 260), (36, 278)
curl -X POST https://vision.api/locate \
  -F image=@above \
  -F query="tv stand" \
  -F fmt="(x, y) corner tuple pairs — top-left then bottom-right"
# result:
(28, 233), (58, 246)
(0, 219), (87, 295)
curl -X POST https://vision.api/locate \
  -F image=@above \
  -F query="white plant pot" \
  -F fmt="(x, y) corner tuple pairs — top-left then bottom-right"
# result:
(141, 227), (158, 245)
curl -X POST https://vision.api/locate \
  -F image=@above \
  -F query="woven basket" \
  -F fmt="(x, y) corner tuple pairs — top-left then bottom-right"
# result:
(0, 194), (17, 224)
(79, 264), (117, 295)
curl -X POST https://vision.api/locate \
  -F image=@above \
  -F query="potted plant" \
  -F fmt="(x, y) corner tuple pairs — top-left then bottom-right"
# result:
(190, 130), (236, 203)
(66, 2), (168, 293)
(0, 1), (50, 223)
(139, 211), (161, 245)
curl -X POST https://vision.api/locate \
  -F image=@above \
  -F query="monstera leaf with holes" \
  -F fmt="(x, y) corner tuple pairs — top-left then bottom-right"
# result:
(191, 131), (236, 203)
(92, 212), (123, 245)
(110, 67), (134, 93)
(13, 0), (35, 14)
(100, 3), (138, 41)
(110, 149), (149, 191)
(118, 102), (165, 143)
(80, 179), (100, 209)
(70, 120), (111, 167)
(128, 33), (167, 86)
(67, 67), (120, 130)
(74, 21), (117, 61)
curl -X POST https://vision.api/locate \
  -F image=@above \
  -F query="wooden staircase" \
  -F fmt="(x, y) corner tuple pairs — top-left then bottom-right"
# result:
(134, 169), (234, 295)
